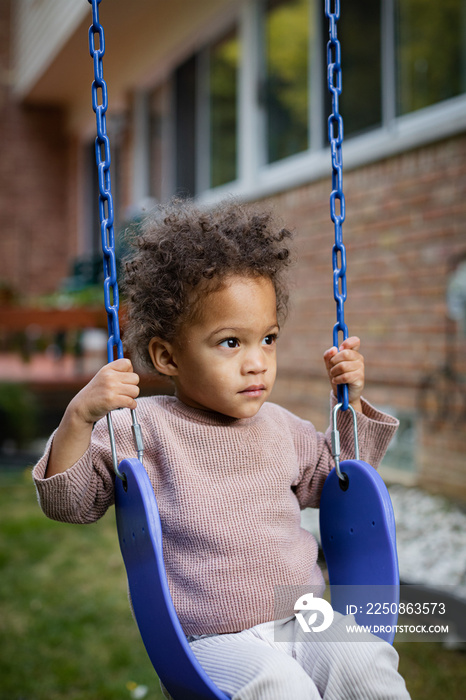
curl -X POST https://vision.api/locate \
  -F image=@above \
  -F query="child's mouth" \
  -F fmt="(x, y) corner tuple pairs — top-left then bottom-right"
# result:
(239, 385), (266, 397)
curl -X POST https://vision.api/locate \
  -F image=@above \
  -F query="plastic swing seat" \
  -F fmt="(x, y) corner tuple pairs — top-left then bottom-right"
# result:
(319, 459), (400, 645)
(114, 453), (399, 700)
(115, 458), (230, 700)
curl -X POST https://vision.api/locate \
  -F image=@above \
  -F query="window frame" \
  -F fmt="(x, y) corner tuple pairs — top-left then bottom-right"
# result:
(201, 0), (466, 205)
(133, 0), (466, 207)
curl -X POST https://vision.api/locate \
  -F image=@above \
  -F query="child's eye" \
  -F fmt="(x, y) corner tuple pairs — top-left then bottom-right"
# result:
(219, 337), (240, 349)
(262, 334), (277, 346)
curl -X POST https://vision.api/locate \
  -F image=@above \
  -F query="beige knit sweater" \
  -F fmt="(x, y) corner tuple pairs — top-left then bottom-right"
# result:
(33, 395), (398, 636)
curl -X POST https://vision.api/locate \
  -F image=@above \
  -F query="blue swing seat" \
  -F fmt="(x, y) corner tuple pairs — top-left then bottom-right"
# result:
(319, 459), (400, 644)
(114, 458), (230, 700)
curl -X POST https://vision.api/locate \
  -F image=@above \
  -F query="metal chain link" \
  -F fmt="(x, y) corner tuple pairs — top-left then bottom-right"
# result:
(88, 0), (144, 478)
(88, 0), (122, 365)
(325, 0), (349, 411)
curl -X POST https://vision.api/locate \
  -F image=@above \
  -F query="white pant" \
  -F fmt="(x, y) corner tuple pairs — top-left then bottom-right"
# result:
(188, 613), (411, 700)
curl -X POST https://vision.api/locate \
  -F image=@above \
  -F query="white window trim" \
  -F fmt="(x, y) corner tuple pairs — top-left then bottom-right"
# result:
(200, 92), (466, 205)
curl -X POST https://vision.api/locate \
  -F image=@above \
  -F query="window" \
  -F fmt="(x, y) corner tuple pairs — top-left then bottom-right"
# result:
(448, 260), (466, 338)
(210, 31), (239, 187)
(395, 0), (466, 116)
(175, 56), (197, 196)
(264, 0), (310, 163)
(141, 0), (466, 203)
(336, 0), (381, 136)
(171, 28), (239, 196)
(149, 82), (173, 203)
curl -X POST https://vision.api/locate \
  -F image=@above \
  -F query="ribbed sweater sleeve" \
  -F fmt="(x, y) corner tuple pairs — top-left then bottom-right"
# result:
(291, 394), (399, 509)
(33, 416), (116, 524)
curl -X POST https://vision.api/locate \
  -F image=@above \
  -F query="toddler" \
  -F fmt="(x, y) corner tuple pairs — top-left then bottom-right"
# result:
(33, 199), (410, 699)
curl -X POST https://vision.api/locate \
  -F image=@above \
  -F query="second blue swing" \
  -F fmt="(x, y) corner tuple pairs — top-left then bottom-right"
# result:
(319, 0), (399, 646)
(88, 1), (399, 698)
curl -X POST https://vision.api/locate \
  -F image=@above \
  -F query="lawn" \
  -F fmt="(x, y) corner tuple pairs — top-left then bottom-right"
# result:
(0, 468), (464, 700)
(0, 468), (164, 700)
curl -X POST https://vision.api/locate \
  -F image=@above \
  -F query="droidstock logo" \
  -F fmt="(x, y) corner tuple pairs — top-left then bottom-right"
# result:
(294, 593), (334, 633)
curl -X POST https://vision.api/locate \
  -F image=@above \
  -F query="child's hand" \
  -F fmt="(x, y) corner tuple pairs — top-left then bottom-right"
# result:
(323, 337), (364, 411)
(69, 358), (140, 426)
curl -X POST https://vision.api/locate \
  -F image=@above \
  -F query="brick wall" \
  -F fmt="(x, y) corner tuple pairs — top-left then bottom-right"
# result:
(0, 1), (72, 299)
(265, 135), (466, 500)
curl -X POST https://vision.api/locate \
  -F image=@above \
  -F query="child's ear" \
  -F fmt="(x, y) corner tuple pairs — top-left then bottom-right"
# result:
(148, 338), (179, 376)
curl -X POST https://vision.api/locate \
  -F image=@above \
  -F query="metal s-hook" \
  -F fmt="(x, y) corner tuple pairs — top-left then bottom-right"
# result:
(331, 402), (359, 486)
(107, 408), (145, 482)
(106, 412), (123, 480)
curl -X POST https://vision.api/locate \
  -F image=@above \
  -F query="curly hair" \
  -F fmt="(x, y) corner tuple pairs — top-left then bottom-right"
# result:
(123, 197), (293, 372)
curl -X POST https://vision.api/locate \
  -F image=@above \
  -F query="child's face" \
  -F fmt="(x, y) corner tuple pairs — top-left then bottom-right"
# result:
(151, 275), (279, 419)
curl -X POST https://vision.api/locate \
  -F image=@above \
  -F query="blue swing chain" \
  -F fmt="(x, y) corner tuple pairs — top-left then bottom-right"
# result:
(326, 0), (349, 412)
(88, 0), (144, 478)
(326, 1), (360, 480)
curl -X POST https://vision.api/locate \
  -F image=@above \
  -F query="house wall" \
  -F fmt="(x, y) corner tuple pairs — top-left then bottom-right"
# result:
(12, 0), (89, 100)
(0, 1), (72, 298)
(267, 134), (466, 500)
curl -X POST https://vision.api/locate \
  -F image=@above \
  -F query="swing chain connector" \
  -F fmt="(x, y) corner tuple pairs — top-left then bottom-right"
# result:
(107, 408), (145, 482)
(130, 408), (145, 464)
(107, 412), (125, 481)
(331, 402), (359, 485)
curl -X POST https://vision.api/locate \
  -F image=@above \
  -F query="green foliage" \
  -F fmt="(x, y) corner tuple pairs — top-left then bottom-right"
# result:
(32, 284), (106, 310)
(0, 278), (20, 305)
(265, 0), (309, 162)
(396, 0), (464, 114)
(396, 640), (466, 698)
(210, 31), (239, 188)
(0, 383), (39, 448)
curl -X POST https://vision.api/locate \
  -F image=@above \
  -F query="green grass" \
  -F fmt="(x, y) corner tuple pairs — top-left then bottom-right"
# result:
(0, 469), (164, 700)
(0, 468), (464, 699)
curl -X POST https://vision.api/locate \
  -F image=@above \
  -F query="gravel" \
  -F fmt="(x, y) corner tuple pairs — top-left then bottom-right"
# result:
(301, 484), (466, 599)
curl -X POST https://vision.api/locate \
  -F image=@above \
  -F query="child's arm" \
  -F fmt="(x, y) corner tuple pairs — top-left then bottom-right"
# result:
(290, 336), (397, 508)
(45, 358), (140, 478)
(323, 336), (364, 412)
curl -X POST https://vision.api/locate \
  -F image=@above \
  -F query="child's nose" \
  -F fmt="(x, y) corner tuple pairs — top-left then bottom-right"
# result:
(242, 347), (267, 374)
